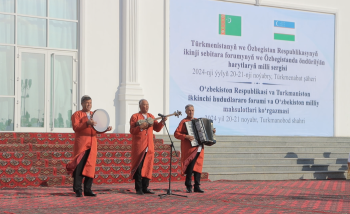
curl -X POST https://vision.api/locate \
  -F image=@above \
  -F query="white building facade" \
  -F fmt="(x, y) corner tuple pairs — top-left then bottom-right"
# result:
(1, 0), (350, 136)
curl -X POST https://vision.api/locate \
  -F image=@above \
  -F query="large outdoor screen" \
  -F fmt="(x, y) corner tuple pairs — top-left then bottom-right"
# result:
(169, 0), (335, 136)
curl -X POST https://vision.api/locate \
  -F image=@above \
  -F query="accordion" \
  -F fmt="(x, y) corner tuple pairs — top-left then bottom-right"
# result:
(185, 118), (216, 147)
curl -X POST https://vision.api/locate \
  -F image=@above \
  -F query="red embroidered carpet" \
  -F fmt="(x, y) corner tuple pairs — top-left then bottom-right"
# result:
(1, 180), (349, 213)
(0, 133), (208, 188)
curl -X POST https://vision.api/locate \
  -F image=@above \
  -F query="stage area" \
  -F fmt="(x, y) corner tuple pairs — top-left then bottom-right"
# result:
(1, 180), (349, 213)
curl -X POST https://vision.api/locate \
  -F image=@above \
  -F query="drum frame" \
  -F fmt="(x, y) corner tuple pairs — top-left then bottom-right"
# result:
(91, 109), (110, 132)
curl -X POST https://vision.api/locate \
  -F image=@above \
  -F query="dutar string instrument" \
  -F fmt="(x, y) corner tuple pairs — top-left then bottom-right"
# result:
(136, 110), (182, 126)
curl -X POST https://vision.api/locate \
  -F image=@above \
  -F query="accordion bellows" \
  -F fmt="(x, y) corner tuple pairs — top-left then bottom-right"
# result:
(185, 118), (216, 147)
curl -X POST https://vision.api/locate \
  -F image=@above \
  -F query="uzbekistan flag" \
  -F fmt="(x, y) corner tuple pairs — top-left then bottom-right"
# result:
(274, 20), (295, 41)
(219, 14), (241, 36)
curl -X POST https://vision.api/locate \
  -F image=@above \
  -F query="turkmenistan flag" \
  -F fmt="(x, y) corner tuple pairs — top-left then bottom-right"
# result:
(219, 14), (241, 36)
(274, 20), (295, 41)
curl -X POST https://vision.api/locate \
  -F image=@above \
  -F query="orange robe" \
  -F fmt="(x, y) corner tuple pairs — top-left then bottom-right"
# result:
(66, 110), (99, 178)
(174, 117), (205, 175)
(130, 112), (164, 180)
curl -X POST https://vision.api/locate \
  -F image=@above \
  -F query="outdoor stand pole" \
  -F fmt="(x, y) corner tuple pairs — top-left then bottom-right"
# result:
(158, 116), (187, 199)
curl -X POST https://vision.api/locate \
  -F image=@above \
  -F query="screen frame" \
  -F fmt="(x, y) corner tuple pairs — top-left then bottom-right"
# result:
(164, 0), (338, 136)
(163, 0), (339, 137)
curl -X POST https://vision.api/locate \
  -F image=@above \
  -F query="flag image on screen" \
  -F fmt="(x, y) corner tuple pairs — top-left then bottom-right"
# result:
(219, 14), (241, 36)
(274, 20), (295, 41)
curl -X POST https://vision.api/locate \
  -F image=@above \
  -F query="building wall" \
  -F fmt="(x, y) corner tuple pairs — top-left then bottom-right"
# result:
(82, 0), (350, 136)
(83, 0), (120, 132)
(138, 0), (166, 130)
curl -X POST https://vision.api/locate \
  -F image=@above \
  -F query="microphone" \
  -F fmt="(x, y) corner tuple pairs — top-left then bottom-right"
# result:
(158, 113), (166, 117)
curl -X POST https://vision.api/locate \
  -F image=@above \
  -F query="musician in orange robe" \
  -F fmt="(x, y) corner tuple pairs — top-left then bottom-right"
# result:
(174, 104), (215, 193)
(66, 95), (112, 197)
(130, 99), (167, 195)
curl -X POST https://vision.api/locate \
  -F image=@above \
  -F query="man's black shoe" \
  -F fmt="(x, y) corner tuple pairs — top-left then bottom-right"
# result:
(136, 189), (144, 195)
(186, 186), (192, 193)
(194, 187), (204, 193)
(75, 191), (83, 197)
(84, 191), (97, 196)
(142, 189), (155, 194)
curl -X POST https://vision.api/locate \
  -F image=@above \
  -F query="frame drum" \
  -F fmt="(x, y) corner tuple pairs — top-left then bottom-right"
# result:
(91, 109), (110, 132)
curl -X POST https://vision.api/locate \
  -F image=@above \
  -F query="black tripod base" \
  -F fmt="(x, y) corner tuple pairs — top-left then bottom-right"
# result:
(158, 189), (188, 199)
(157, 118), (187, 199)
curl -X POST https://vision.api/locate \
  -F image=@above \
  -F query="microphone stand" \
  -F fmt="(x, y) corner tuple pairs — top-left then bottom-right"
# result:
(158, 115), (187, 199)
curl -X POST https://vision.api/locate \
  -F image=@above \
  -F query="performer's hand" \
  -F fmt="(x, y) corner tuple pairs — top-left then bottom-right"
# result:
(140, 122), (148, 129)
(106, 126), (112, 131)
(87, 119), (97, 126)
(213, 128), (216, 134)
(161, 117), (168, 124)
(186, 135), (195, 141)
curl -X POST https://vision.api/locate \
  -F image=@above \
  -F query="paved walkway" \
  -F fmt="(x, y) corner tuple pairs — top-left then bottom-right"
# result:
(1, 180), (350, 213)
